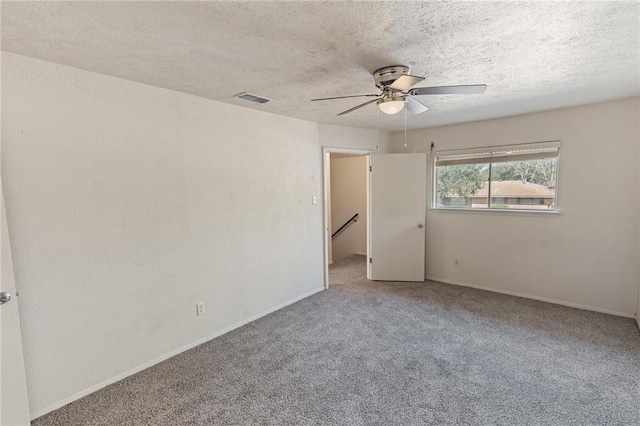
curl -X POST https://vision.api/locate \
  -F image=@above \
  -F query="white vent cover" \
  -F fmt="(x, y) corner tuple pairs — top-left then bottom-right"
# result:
(235, 92), (271, 104)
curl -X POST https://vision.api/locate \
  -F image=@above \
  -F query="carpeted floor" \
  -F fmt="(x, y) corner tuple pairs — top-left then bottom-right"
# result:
(34, 254), (640, 425)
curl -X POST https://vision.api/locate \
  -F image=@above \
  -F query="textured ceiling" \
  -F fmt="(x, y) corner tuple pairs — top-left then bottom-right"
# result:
(2, 1), (639, 131)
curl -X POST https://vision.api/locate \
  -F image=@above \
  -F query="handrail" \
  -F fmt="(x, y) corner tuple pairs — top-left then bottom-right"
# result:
(332, 213), (359, 239)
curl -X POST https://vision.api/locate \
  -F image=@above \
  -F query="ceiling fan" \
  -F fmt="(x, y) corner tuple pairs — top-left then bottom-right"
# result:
(311, 65), (487, 116)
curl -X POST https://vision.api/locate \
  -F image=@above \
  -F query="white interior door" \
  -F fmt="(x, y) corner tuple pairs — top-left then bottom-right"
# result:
(369, 154), (426, 282)
(1, 187), (30, 425)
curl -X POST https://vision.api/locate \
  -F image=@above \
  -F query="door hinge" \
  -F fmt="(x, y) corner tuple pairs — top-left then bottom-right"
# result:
(369, 257), (372, 263)
(369, 166), (372, 172)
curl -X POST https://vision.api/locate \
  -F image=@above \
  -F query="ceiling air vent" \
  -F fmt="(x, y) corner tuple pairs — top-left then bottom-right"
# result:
(235, 92), (271, 104)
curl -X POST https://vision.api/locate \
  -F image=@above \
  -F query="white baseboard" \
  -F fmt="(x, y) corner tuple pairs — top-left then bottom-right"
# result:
(425, 276), (635, 319)
(30, 287), (325, 420)
(354, 252), (367, 256)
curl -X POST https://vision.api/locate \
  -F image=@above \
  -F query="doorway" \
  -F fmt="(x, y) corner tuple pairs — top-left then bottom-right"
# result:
(322, 150), (427, 288)
(322, 147), (372, 289)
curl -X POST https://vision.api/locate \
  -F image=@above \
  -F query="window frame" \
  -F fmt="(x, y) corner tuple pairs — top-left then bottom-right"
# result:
(431, 140), (561, 214)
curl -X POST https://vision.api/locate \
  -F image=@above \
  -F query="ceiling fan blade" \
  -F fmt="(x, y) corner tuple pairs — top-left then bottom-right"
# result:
(311, 94), (380, 101)
(337, 98), (380, 116)
(405, 96), (430, 114)
(389, 75), (425, 91)
(410, 84), (487, 96)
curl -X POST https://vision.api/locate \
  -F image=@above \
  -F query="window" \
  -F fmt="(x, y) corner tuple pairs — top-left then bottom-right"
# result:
(518, 198), (545, 205)
(433, 141), (560, 211)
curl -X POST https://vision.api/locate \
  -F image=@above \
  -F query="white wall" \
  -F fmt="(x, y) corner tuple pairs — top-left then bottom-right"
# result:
(0, 53), (385, 418)
(390, 98), (640, 317)
(330, 155), (367, 261)
(319, 124), (388, 152)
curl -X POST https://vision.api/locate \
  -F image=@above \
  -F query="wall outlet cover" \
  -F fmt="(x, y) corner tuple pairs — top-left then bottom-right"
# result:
(196, 302), (205, 316)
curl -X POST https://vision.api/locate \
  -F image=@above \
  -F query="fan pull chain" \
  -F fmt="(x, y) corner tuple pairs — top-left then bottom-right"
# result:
(376, 107), (379, 150)
(404, 105), (408, 150)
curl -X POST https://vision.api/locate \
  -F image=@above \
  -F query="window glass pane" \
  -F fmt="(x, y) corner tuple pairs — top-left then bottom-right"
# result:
(435, 163), (490, 208)
(489, 158), (557, 210)
(433, 143), (559, 212)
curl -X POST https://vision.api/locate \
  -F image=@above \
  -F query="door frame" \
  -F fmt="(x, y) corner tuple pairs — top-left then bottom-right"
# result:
(322, 146), (375, 289)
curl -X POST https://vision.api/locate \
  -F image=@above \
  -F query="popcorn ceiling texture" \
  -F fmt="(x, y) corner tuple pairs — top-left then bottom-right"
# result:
(2, 1), (639, 131)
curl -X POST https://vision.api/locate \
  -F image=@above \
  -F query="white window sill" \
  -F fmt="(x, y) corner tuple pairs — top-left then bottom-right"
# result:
(430, 207), (562, 216)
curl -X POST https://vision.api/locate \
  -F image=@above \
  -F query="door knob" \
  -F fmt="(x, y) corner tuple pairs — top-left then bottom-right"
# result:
(0, 292), (11, 305)
(418, 223), (424, 228)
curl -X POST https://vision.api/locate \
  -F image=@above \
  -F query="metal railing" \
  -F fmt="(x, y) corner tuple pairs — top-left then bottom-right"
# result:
(331, 213), (359, 239)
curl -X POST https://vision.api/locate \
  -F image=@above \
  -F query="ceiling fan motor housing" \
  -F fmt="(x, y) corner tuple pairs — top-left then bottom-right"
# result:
(373, 65), (410, 90)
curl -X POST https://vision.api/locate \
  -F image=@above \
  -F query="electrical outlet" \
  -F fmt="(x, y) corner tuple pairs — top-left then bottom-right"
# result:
(196, 302), (205, 316)
(453, 258), (460, 267)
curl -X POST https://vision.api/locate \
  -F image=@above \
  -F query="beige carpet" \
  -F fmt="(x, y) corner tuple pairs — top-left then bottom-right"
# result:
(34, 254), (640, 425)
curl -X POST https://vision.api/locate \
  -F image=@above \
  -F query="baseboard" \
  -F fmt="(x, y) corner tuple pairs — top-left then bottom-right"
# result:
(354, 252), (367, 256)
(30, 286), (325, 420)
(425, 276), (635, 319)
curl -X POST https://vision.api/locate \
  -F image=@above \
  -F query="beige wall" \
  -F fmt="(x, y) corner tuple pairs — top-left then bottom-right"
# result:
(390, 98), (640, 317)
(0, 53), (386, 418)
(330, 155), (367, 261)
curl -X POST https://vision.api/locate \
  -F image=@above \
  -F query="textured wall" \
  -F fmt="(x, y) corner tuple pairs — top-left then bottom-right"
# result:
(1, 53), (384, 417)
(390, 98), (640, 317)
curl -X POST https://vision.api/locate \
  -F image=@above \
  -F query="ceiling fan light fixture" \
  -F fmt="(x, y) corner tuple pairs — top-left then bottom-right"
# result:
(377, 98), (405, 115)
